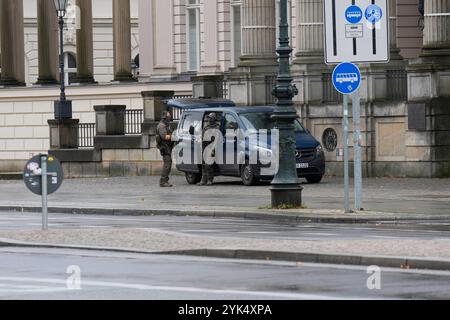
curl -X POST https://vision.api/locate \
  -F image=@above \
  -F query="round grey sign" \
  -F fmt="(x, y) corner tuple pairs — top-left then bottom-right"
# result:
(322, 128), (338, 152)
(23, 154), (64, 196)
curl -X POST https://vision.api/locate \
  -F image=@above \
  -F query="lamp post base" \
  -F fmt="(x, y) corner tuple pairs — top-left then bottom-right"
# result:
(270, 184), (303, 208)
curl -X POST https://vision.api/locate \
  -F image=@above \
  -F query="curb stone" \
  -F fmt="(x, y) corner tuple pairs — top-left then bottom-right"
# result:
(1, 205), (450, 224)
(1, 238), (450, 272)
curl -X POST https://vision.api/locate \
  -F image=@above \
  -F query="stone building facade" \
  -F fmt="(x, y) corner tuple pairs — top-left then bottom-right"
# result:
(1, 0), (140, 85)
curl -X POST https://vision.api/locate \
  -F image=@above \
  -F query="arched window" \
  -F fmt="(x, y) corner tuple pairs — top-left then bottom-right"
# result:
(133, 54), (140, 68)
(132, 54), (140, 78)
(418, 0), (424, 16)
(64, 52), (77, 85)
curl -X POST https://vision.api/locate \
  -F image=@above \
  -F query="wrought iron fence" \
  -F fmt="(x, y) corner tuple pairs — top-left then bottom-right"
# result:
(170, 107), (184, 121)
(78, 123), (95, 148)
(265, 75), (277, 105)
(219, 79), (229, 99)
(322, 73), (342, 104)
(386, 69), (407, 101)
(123, 109), (144, 134)
(173, 94), (193, 99)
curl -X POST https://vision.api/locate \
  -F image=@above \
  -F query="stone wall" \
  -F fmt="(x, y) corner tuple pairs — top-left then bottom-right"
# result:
(300, 98), (450, 178)
(0, 82), (192, 173)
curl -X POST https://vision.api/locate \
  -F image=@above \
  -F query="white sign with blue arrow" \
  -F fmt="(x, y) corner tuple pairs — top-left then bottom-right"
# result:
(324, 0), (389, 64)
(332, 62), (361, 95)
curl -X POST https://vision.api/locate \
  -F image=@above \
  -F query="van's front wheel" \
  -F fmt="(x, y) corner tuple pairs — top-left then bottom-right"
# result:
(306, 174), (323, 184)
(185, 172), (202, 185)
(241, 164), (259, 186)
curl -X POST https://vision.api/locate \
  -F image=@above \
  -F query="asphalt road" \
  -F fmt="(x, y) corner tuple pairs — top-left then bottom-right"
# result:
(1, 248), (450, 300)
(1, 211), (450, 241)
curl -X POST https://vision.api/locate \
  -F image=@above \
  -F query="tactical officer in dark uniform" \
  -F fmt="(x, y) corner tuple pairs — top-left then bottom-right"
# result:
(156, 111), (175, 187)
(199, 113), (220, 185)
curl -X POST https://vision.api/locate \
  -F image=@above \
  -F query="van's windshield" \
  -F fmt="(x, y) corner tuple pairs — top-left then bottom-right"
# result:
(239, 112), (306, 133)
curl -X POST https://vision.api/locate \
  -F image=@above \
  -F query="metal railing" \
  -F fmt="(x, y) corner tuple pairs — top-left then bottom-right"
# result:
(173, 94), (193, 99)
(386, 69), (407, 101)
(322, 72), (343, 104)
(219, 79), (229, 99)
(78, 123), (95, 148)
(170, 107), (183, 121)
(123, 109), (144, 134)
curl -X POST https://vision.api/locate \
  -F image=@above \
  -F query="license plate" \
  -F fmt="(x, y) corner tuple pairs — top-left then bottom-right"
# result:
(296, 163), (309, 169)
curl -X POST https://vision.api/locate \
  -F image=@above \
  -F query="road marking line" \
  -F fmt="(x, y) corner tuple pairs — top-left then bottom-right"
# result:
(0, 277), (360, 300)
(366, 235), (400, 239)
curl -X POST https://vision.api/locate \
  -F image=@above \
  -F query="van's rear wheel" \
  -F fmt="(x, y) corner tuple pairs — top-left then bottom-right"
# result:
(241, 164), (259, 186)
(185, 172), (202, 185)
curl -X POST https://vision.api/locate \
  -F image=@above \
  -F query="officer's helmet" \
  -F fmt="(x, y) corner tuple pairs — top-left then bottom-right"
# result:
(207, 113), (217, 122)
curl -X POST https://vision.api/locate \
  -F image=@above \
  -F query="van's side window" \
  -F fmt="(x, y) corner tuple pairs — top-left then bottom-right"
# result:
(181, 114), (193, 133)
(224, 114), (239, 130)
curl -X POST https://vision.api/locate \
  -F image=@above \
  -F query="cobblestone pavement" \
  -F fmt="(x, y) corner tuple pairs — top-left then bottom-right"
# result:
(1, 176), (450, 215)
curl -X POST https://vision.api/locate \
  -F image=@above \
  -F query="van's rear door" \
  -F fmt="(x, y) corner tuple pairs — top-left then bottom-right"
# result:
(175, 111), (203, 173)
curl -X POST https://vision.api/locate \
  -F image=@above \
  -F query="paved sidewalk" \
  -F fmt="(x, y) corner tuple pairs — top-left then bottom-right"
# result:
(1, 227), (450, 270)
(0, 176), (449, 221)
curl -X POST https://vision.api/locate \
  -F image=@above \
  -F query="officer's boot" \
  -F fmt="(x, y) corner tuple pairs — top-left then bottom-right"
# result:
(198, 166), (207, 185)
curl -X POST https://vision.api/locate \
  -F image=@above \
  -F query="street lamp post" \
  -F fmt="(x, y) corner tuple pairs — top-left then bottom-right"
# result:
(53, 0), (72, 120)
(270, 0), (303, 208)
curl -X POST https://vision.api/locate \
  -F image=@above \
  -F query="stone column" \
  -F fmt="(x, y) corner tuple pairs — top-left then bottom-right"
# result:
(239, 0), (277, 66)
(408, 0), (450, 100)
(113, 0), (134, 81)
(198, 0), (220, 75)
(36, 0), (59, 85)
(227, 0), (278, 105)
(0, 0), (25, 86)
(422, 0), (450, 56)
(294, 0), (323, 64)
(137, 0), (152, 82)
(76, 0), (96, 83)
(387, 0), (403, 60)
(291, 0), (328, 105)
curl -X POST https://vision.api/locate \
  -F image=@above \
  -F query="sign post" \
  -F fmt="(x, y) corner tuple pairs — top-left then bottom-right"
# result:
(332, 62), (361, 213)
(23, 154), (64, 231)
(352, 90), (362, 211)
(41, 155), (48, 230)
(342, 95), (350, 213)
(325, 0), (389, 212)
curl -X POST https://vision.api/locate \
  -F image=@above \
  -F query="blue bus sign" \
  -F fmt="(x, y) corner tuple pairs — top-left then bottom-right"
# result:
(332, 62), (361, 95)
(345, 6), (363, 24)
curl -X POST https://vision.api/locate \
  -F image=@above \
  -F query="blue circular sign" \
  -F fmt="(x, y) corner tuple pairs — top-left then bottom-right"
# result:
(345, 6), (363, 24)
(332, 63), (361, 95)
(365, 4), (383, 23)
